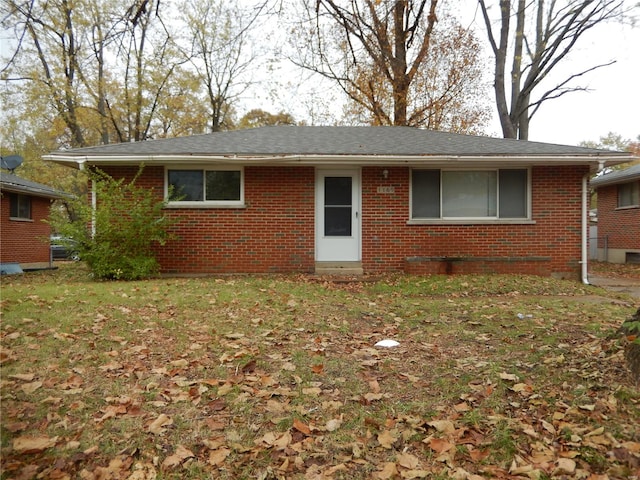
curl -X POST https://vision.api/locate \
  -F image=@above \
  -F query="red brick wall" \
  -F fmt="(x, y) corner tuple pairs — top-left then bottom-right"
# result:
(99, 165), (315, 274)
(0, 193), (53, 264)
(361, 165), (587, 278)
(99, 164), (587, 277)
(595, 181), (640, 250)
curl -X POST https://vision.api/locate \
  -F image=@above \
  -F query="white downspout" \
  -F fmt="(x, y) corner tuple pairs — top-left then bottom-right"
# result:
(582, 161), (606, 284)
(581, 173), (590, 284)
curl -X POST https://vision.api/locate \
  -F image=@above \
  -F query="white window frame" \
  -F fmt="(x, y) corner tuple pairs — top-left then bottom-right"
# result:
(409, 167), (533, 224)
(164, 166), (245, 208)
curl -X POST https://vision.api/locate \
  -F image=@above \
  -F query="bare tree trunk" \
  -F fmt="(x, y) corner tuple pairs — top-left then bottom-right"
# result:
(480, 0), (516, 138)
(479, 0), (624, 141)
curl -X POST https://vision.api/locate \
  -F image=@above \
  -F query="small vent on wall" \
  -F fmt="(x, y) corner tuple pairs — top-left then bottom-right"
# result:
(626, 252), (640, 264)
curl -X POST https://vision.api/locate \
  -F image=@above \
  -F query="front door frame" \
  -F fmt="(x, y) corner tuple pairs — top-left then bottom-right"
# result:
(315, 168), (362, 262)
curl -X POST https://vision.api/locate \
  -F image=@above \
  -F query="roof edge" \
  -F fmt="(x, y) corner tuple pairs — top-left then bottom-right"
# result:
(43, 153), (634, 169)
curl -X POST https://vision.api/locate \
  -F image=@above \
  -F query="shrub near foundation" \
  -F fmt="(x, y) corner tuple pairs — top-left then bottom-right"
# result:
(57, 167), (173, 280)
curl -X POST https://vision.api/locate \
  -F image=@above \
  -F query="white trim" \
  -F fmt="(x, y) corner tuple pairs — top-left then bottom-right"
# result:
(44, 153), (633, 169)
(410, 167), (532, 221)
(408, 219), (536, 225)
(164, 165), (244, 207)
(315, 168), (361, 262)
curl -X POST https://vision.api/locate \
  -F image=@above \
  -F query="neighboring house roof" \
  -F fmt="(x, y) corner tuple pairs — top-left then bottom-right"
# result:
(44, 126), (633, 168)
(0, 172), (69, 199)
(590, 163), (640, 188)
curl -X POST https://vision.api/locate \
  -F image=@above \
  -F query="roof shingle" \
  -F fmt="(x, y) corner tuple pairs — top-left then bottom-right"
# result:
(48, 126), (626, 158)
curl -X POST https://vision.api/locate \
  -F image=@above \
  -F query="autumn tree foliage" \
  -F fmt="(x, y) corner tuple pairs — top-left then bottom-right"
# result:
(237, 109), (298, 129)
(477, 0), (627, 140)
(289, 0), (491, 133)
(178, 0), (267, 132)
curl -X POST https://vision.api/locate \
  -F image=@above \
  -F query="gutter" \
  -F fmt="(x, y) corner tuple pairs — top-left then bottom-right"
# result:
(42, 153), (634, 168)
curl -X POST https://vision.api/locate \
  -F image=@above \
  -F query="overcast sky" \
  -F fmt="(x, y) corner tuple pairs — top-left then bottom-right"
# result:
(2, 1), (637, 148)
(521, 19), (639, 146)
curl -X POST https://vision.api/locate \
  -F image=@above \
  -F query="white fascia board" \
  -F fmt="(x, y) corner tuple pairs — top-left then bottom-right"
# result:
(43, 153), (633, 168)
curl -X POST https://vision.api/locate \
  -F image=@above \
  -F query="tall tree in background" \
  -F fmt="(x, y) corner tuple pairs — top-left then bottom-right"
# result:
(179, 0), (264, 132)
(237, 109), (298, 129)
(291, 0), (439, 127)
(113, 0), (182, 142)
(2, 0), (92, 147)
(289, 0), (490, 132)
(478, 0), (626, 140)
(341, 20), (491, 133)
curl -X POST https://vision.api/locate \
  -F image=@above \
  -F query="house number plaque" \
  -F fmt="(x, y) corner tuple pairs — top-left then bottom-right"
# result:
(377, 186), (395, 194)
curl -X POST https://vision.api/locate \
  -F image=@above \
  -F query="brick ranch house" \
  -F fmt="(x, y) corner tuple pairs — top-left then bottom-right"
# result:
(44, 126), (634, 280)
(0, 172), (68, 270)
(590, 163), (640, 264)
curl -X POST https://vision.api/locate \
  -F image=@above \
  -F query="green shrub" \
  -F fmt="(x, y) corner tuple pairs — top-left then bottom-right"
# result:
(57, 167), (173, 280)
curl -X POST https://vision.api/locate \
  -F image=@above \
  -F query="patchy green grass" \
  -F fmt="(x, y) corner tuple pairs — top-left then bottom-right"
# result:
(1, 263), (639, 479)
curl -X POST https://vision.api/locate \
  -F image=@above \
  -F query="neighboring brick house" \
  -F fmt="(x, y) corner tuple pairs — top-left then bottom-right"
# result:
(590, 163), (640, 264)
(45, 126), (634, 279)
(0, 172), (68, 269)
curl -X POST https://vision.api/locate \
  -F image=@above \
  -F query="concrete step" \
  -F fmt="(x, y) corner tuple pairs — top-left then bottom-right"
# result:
(315, 261), (363, 275)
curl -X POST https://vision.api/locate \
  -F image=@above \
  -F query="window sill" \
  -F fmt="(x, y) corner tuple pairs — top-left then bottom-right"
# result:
(10, 217), (34, 222)
(164, 203), (246, 210)
(615, 205), (639, 211)
(407, 219), (536, 226)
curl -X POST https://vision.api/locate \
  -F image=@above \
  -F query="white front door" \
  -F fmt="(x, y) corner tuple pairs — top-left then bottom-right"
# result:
(316, 169), (361, 262)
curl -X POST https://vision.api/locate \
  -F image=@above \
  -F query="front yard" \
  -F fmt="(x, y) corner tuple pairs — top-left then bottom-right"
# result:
(1, 264), (639, 479)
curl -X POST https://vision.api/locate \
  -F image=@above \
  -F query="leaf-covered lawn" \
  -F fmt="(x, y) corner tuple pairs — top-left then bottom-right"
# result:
(1, 264), (639, 479)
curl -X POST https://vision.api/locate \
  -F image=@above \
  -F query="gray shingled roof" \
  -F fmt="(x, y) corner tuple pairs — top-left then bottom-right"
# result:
(47, 126), (627, 158)
(590, 163), (640, 187)
(0, 172), (69, 199)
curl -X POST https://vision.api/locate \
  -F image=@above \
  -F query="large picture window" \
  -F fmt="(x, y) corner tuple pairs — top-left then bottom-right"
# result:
(411, 168), (529, 220)
(167, 168), (243, 205)
(618, 181), (639, 208)
(9, 193), (32, 219)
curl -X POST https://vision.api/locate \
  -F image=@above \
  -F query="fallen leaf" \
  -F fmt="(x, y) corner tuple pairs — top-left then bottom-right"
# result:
(9, 373), (35, 382)
(499, 372), (519, 382)
(293, 419), (311, 436)
(208, 447), (231, 466)
(302, 387), (322, 396)
(217, 383), (234, 396)
(373, 462), (398, 479)
(553, 458), (576, 475)
(579, 404), (596, 412)
(148, 414), (172, 434)
(429, 437), (455, 454)
(511, 383), (533, 395)
(469, 448), (490, 462)
(400, 469), (431, 479)
(20, 381), (43, 394)
(257, 431), (292, 449)
(13, 435), (58, 453)
(311, 364), (324, 374)
(325, 418), (342, 432)
(363, 392), (384, 402)
(162, 445), (194, 470)
(377, 429), (398, 449)
(397, 452), (420, 469)
(170, 359), (189, 368)
(128, 462), (157, 480)
(427, 420), (456, 434)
